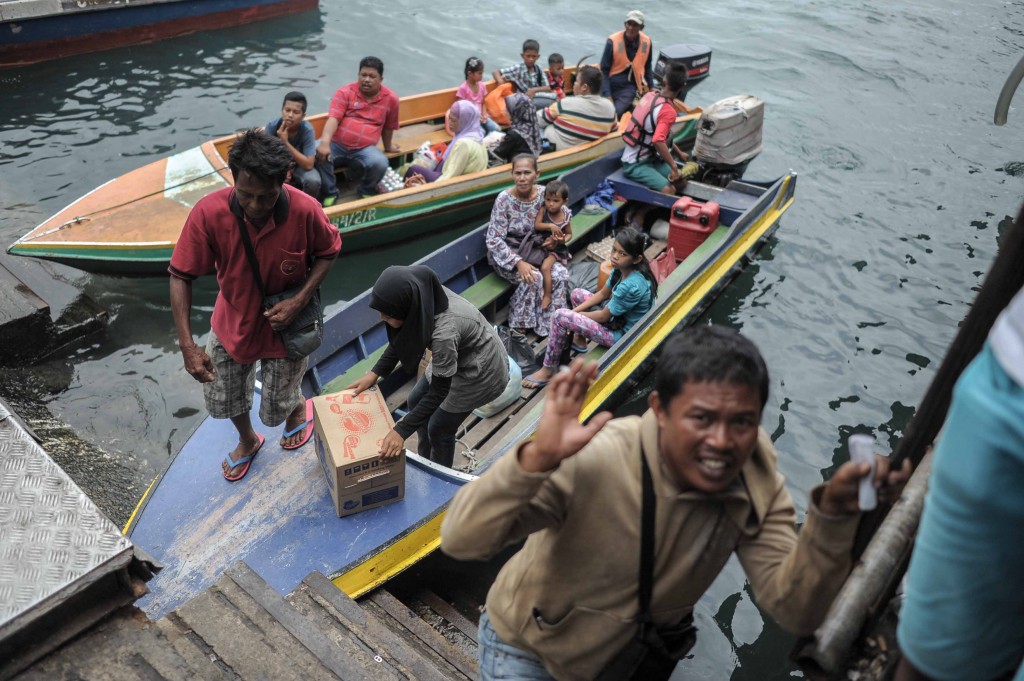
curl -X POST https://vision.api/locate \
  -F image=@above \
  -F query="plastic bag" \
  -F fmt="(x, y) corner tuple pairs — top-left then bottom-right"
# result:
(650, 248), (677, 284)
(473, 355), (522, 418)
(413, 141), (436, 170)
(376, 167), (404, 194)
(495, 325), (539, 374)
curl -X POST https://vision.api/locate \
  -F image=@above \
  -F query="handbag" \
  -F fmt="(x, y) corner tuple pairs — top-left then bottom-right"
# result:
(650, 247), (678, 284)
(594, 452), (697, 681)
(233, 209), (323, 360)
(495, 325), (539, 374)
(516, 233), (550, 268)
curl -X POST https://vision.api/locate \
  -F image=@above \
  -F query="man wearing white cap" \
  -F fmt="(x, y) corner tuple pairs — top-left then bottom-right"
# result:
(600, 10), (654, 118)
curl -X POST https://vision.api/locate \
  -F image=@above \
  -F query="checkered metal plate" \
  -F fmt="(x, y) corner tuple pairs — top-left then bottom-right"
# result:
(0, 400), (132, 632)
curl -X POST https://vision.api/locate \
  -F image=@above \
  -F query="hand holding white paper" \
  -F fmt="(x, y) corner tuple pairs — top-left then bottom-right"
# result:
(848, 433), (877, 511)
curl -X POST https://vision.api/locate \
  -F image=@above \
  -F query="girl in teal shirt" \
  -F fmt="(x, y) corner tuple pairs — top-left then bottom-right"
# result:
(523, 227), (656, 387)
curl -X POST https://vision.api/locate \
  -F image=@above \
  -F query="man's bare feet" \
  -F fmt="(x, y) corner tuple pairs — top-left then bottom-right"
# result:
(522, 366), (554, 388)
(222, 433), (264, 478)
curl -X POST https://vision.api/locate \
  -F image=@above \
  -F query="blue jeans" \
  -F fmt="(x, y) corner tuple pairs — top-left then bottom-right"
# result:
(320, 140), (389, 197)
(897, 344), (1024, 681)
(478, 611), (554, 681)
(483, 118), (501, 134)
(291, 165), (321, 199)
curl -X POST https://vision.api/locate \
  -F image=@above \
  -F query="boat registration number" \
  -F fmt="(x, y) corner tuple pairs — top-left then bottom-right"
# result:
(333, 207), (377, 229)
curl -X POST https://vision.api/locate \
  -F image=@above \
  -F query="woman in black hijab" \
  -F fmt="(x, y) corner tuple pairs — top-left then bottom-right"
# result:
(347, 265), (510, 467)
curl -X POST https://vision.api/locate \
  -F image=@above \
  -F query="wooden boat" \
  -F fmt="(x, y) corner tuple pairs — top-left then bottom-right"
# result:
(7, 75), (702, 275)
(124, 148), (797, 619)
(0, 0), (317, 68)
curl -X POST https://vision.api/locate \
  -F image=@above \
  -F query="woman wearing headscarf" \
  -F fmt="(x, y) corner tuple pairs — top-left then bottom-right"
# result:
(494, 92), (543, 161)
(346, 266), (510, 467)
(405, 101), (488, 186)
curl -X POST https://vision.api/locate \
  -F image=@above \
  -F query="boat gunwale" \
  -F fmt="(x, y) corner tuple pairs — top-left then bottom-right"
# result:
(329, 171), (798, 596)
(10, 95), (698, 270)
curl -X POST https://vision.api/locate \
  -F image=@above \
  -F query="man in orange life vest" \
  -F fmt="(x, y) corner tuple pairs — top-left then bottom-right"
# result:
(620, 64), (693, 195)
(600, 10), (654, 119)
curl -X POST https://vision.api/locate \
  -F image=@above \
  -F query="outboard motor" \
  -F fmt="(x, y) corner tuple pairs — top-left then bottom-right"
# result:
(692, 95), (765, 186)
(651, 44), (712, 99)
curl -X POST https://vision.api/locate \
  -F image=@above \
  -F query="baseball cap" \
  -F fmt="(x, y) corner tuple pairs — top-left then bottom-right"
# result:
(625, 10), (645, 25)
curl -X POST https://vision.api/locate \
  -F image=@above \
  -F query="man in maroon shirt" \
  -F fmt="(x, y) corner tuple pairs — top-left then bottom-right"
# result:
(170, 130), (342, 481)
(316, 56), (401, 204)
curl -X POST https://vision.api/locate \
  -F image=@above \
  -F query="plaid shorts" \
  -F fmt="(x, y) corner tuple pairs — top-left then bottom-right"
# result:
(202, 330), (307, 426)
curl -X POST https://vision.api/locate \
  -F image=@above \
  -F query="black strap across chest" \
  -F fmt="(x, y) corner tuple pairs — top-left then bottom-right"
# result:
(638, 450), (656, 627)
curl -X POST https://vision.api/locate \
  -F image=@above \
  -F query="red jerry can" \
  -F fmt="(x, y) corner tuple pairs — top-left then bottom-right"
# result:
(668, 197), (720, 262)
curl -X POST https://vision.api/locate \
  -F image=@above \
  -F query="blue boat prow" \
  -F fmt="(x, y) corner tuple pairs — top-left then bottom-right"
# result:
(127, 148), (797, 619)
(132, 406), (466, 618)
(127, 172), (522, 618)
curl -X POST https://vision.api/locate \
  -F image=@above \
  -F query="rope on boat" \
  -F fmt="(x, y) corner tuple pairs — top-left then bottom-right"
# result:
(453, 425), (479, 473)
(18, 167), (230, 243)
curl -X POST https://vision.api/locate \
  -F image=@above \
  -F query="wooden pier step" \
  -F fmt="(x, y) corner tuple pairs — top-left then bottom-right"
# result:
(17, 561), (476, 680)
(290, 572), (472, 681)
(14, 605), (222, 681)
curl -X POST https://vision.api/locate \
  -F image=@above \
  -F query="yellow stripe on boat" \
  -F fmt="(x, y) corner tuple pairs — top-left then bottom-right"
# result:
(583, 175), (795, 417)
(122, 475), (158, 535)
(333, 510), (446, 598)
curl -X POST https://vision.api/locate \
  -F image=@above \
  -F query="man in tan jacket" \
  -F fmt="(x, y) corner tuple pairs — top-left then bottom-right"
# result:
(441, 326), (910, 681)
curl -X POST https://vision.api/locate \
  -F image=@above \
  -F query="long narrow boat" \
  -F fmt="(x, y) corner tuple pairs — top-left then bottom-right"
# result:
(8, 75), (701, 275)
(0, 0), (317, 68)
(125, 148), (797, 619)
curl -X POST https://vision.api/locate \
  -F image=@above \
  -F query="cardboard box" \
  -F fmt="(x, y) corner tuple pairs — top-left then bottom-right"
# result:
(312, 388), (406, 517)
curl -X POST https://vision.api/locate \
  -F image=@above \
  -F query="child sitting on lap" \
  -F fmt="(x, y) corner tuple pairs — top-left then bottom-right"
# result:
(517, 180), (572, 310)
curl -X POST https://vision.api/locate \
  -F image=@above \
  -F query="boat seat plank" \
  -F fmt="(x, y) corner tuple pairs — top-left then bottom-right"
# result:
(460, 273), (509, 310)
(386, 125), (451, 160)
(457, 205), (616, 313)
(322, 347), (386, 395)
(455, 393), (534, 463)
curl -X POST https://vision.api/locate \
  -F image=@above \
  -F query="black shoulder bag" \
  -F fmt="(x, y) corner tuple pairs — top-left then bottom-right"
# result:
(234, 211), (323, 360)
(594, 451), (698, 681)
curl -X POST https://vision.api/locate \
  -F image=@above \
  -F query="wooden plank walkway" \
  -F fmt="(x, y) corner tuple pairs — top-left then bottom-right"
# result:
(17, 561), (475, 680)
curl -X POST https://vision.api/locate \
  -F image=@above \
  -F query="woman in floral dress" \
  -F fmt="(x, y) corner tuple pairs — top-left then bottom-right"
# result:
(484, 154), (570, 335)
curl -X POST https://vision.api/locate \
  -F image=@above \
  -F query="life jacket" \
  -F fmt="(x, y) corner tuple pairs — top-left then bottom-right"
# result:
(608, 30), (651, 92)
(484, 82), (514, 127)
(622, 91), (669, 152)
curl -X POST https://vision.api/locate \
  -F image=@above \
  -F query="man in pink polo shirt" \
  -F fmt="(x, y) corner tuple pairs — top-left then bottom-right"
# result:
(316, 56), (401, 204)
(170, 130), (342, 482)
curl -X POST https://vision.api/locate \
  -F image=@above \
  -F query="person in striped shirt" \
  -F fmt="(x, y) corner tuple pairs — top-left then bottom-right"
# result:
(537, 66), (617, 151)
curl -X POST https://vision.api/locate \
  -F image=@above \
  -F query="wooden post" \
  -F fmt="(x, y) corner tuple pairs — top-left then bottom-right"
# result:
(795, 450), (933, 677)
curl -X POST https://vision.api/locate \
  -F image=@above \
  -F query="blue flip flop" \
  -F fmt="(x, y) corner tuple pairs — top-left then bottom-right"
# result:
(223, 434), (266, 482)
(521, 375), (550, 389)
(571, 342), (589, 354)
(282, 399), (314, 450)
